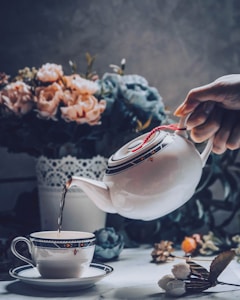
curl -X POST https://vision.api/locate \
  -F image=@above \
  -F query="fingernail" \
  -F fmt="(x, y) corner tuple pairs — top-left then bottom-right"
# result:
(174, 104), (185, 116)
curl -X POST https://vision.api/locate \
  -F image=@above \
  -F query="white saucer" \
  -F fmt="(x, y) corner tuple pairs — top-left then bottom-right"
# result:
(9, 263), (113, 291)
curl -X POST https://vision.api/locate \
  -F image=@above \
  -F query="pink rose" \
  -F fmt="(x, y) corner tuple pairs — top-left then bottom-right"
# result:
(63, 74), (99, 94)
(0, 81), (33, 115)
(61, 94), (106, 125)
(36, 63), (63, 82)
(34, 82), (63, 119)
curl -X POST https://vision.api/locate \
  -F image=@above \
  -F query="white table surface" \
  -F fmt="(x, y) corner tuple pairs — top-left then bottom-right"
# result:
(1, 246), (240, 299)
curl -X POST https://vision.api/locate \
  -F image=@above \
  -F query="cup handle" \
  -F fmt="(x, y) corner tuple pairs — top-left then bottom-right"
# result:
(11, 236), (35, 267)
(177, 114), (213, 167)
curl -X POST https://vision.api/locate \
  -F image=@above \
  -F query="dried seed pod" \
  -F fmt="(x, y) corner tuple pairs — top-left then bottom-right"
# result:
(151, 240), (174, 263)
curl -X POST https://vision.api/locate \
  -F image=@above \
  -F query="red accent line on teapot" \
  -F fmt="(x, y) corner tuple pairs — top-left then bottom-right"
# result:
(132, 124), (187, 152)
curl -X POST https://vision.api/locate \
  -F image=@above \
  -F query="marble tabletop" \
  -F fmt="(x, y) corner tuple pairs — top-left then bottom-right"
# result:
(1, 246), (240, 299)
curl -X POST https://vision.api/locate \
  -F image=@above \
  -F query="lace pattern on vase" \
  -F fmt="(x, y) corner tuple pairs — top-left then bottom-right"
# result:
(36, 155), (108, 187)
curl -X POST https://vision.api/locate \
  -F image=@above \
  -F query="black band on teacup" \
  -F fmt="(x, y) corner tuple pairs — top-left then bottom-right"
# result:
(32, 240), (95, 248)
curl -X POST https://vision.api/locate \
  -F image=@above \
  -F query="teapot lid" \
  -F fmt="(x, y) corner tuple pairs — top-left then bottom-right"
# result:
(106, 130), (174, 174)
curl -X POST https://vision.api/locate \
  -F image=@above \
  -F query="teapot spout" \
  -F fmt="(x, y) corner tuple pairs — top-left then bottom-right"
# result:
(66, 176), (117, 214)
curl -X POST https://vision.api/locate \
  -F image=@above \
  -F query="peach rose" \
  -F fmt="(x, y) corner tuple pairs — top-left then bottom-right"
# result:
(63, 74), (99, 94)
(0, 81), (33, 115)
(34, 82), (63, 119)
(36, 63), (63, 82)
(61, 94), (106, 125)
(61, 89), (80, 106)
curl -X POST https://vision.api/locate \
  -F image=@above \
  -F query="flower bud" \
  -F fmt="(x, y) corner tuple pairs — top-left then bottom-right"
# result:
(158, 274), (175, 290)
(172, 262), (191, 279)
(165, 279), (186, 296)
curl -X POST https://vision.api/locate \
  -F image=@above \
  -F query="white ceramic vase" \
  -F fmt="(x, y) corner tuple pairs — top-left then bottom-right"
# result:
(35, 155), (108, 232)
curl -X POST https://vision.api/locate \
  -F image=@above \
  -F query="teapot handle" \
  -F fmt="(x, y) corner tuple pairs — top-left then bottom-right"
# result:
(177, 114), (213, 167)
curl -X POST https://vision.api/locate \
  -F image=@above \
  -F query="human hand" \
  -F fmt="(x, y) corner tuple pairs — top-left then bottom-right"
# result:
(174, 74), (240, 154)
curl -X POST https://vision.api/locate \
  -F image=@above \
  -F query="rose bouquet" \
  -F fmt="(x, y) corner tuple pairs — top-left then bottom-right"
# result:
(0, 55), (168, 159)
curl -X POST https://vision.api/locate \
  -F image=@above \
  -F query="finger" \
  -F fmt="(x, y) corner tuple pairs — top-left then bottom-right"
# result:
(186, 101), (215, 129)
(227, 116), (240, 151)
(174, 79), (238, 117)
(174, 98), (201, 116)
(174, 82), (218, 116)
(189, 106), (223, 143)
(212, 111), (237, 154)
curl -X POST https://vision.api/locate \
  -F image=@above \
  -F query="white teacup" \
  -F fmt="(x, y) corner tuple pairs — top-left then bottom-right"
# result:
(11, 230), (95, 279)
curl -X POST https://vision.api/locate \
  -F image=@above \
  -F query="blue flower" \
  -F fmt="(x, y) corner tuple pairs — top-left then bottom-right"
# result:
(93, 227), (124, 261)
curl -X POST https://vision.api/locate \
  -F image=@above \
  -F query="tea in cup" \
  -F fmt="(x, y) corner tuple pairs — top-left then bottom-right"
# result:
(11, 230), (95, 279)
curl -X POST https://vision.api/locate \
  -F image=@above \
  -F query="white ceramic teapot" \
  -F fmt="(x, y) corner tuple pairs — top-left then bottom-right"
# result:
(67, 116), (213, 220)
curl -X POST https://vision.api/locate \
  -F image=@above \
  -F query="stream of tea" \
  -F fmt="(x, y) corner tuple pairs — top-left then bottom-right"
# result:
(57, 184), (68, 233)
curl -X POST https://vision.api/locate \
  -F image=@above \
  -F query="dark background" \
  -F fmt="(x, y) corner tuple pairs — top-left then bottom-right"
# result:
(1, 0), (240, 108)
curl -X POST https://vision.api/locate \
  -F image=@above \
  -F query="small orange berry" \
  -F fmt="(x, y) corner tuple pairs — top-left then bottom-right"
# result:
(181, 237), (197, 254)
